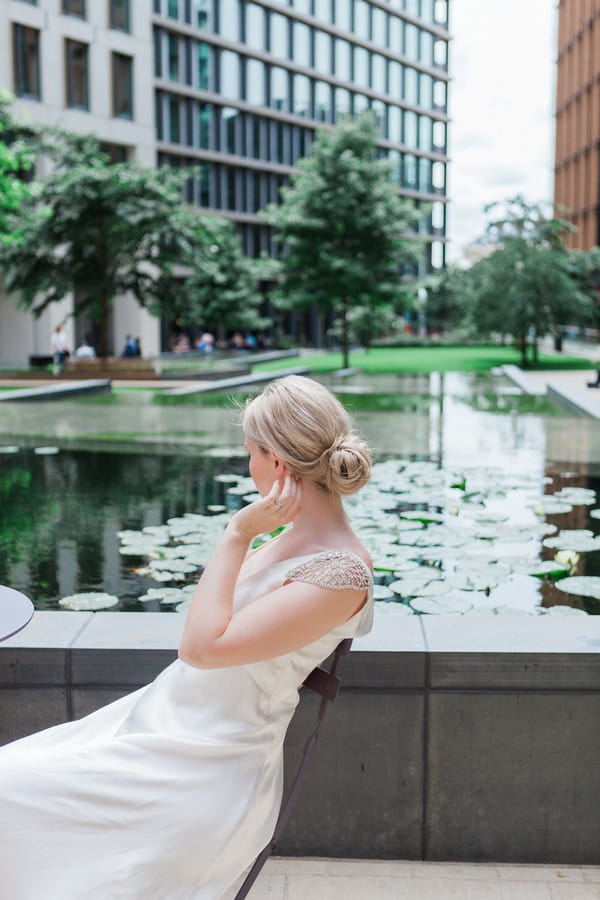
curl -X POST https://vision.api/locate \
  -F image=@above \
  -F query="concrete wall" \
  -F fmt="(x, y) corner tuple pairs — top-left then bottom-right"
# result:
(1, 610), (599, 864)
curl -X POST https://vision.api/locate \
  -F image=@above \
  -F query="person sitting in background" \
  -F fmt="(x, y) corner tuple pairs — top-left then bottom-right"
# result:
(121, 335), (138, 358)
(74, 338), (96, 359)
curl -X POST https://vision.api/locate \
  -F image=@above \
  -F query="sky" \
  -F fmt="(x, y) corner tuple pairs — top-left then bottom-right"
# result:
(446, 0), (558, 261)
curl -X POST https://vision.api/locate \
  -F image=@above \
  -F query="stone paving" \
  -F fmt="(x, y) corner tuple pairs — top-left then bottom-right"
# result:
(235, 858), (600, 899)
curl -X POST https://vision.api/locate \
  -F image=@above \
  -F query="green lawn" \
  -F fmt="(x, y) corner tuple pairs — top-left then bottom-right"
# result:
(253, 345), (594, 374)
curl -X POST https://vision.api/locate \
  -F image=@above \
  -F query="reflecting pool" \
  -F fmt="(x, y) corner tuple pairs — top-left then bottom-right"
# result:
(1, 371), (600, 615)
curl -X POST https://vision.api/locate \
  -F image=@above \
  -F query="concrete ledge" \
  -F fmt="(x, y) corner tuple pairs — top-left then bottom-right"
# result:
(547, 382), (600, 418)
(163, 366), (311, 396)
(500, 365), (546, 396)
(0, 610), (599, 864)
(0, 379), (111, 401)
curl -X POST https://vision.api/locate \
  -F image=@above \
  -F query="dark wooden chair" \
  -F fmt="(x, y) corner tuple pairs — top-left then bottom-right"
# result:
(233, 637), (353, 899)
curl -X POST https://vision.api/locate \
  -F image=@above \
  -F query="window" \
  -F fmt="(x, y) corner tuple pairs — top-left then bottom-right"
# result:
(222, 107), (240, 154)
(110, 0), (130, 31)
(388, 60), (401, 99)
(220, 50), (240, 98)
(372, 54), (386, 93)
(419, 115), (431, 150)
(292, 0), (311, 14)
(334, 86), (350, 121)
(167, 0), (179, 18)
(245, 58), (266, 105)
(389, 15), (401, 53)
(432, 120), (446, 150)
(313, 30), (332, 74)
(218, 0), (239, 40)
(402, 154), (417, 189)
(434, 0), (448, 25)
(433, 79), (447, 109)
(421, 31), (435, 67)
(403, 110), (417, 148)
(432, 201), (444, 229)
(168, 34), (180, 81)
(421, 0), (435, 23)
(434, 40), (448, 68)
(353, 0), (370, 39)
(269, 11), (289, 58)
(112, 52), (133, 119)
(420, 73), (433, 109)
(404, 66), (418, 105)
(270, 66), (289, 111)
(245, 3), (267, 52)
(404, 23), (419, 60)
(372, 8), (387, 46)
(388, 105), (401, 143)
(62, 0), (86, 17)
(100, 142), (129, 163)
(197, 41), (213, 89)
(371, 99), (385, 133)
(271, 120), (287, 164)
(293, 73), (311, 116)
(334, 38), (350, 81)
(293, 21), (311, 69)
(65, 39), (89, 109)
(168, 96), (180, 142)
(13, 24), (40, 100)
(198, 162), (210, 206)
(314, 0), (331, 23)
(353, 46), (369, 89)
(432, 160), (445, 190)
(405, 0), (420, 16)
(314, 80), (331, 122)
(333, 1), (351, 30)
(193, 0), (211, 29)
(353, 93), (368, 115)
(419, 158), (432, 192)
(198, 102), (212, 148)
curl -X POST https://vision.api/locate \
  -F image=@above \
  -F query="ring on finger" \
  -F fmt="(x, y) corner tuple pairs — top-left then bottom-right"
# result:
(274, 499), (283, 509)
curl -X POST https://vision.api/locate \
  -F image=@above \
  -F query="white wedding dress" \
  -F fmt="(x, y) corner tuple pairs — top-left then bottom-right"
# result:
(0, 550), (373, 900)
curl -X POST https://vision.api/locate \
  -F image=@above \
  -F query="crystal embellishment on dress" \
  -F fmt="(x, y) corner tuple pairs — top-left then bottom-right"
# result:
(284, 550), (371, 591)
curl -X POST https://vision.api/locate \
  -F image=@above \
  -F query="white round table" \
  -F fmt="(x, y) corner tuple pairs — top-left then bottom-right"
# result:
(0, 585), (34, 642)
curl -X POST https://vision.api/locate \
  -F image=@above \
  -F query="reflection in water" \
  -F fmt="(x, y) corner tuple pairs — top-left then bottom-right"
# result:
(1, 371), (600, 614)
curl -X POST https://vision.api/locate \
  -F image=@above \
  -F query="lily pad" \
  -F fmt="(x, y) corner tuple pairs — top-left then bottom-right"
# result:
(59, 592), (119, 611)
(410, 595), (472, 615)
(34, 446), (59, 455)
(554, 576), (600, 600)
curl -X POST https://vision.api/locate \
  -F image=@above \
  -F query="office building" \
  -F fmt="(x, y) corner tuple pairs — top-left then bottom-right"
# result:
(554, 0), (600, 249)
(0, 0), (450, 363)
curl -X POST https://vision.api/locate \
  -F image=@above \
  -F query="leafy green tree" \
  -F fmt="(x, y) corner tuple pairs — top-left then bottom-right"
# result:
(419, 266), (474, 335)
(0, 121), (203, 356)
(467, 196), (591, 366)
(166, 215), (268, 342)
(0, 92), (36, 245)
(263, 113), (419, 367)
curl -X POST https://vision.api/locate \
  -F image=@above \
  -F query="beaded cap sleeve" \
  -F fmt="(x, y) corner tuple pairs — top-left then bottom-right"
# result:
(284, 550), (371, 592)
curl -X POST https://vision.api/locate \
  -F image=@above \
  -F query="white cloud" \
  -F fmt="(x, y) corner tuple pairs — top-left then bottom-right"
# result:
(446, 0), (557, 261)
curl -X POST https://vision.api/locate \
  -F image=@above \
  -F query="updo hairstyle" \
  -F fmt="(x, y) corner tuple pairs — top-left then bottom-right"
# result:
(243, 375), (371, 496)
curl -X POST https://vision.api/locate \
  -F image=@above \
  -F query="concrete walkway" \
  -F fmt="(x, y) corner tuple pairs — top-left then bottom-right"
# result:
(240, 858), (600, 899)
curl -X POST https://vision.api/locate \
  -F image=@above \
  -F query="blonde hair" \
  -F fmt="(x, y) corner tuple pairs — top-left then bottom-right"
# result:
(243, 375), (371, 495)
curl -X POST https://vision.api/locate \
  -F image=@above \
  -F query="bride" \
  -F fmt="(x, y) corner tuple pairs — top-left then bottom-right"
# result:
(0, 375), (374, 899)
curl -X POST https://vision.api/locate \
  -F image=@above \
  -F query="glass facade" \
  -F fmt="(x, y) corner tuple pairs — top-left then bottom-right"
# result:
(153, 0), (450, 269)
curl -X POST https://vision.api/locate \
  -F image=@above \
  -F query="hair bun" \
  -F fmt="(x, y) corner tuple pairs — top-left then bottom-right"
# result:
(324, 436), (372, 496)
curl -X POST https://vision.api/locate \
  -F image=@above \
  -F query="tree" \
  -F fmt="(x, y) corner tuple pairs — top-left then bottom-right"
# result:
(418, 266), (474, 335)
(0, 119), (204, 356)
(0, 92), (36, 245)
(467, 197), (592, 366)
(166, 215), (268, 342)
(262, 113), (419, 367)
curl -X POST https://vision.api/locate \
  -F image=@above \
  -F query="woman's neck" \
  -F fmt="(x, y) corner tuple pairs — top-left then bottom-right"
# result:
(287, 480), (350, 546)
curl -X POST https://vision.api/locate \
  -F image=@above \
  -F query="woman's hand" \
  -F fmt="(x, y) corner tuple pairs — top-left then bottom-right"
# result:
(228, 474), (302, 542)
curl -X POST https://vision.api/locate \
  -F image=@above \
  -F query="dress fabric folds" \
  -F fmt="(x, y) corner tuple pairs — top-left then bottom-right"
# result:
(0, 551), (373, 900)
